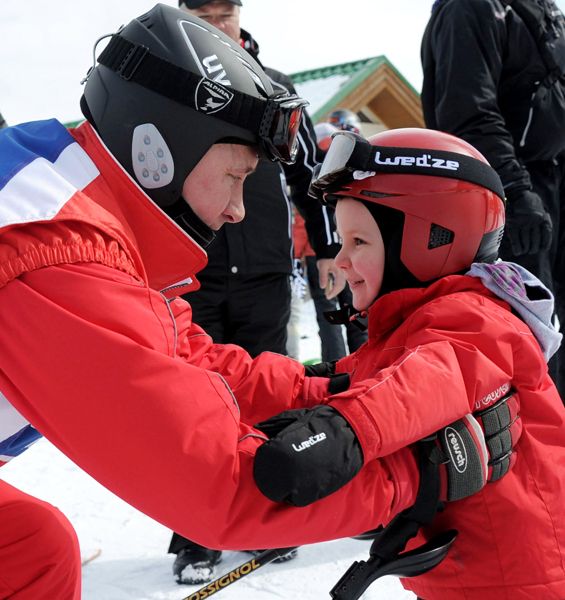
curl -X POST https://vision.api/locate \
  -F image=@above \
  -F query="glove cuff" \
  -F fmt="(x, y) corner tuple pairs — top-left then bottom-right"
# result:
(437, 415), (488, 502)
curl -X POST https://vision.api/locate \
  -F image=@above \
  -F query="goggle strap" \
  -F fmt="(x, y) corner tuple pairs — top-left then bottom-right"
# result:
(361, 145), (505, 200)
(97, 34), (266, 134)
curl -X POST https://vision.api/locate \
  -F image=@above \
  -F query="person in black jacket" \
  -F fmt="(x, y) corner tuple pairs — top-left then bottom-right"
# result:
(0, 112), (6, 129)
(421, 0), (565, 399)
(169, 0), (343, 585)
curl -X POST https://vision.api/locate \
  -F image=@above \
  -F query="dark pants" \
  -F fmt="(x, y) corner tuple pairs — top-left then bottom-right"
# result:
(499, 155), (565, 400)
(305, 256), (367, 361)
(305, 256), (346, 361)
(170, 271), (291, 556)
(184, 271), (291, 357)
(168, 532), (213, 555)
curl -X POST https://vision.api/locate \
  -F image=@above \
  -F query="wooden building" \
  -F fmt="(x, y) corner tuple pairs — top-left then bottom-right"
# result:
(291, 56), (424, 136)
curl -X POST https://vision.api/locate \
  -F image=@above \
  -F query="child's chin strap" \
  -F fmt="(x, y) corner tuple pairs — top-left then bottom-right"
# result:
(323, 305), (368, 331)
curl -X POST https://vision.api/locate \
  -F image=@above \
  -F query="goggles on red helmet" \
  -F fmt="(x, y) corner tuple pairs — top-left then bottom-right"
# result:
(309, 131), (505, 203)
(96, 34), (307, 164)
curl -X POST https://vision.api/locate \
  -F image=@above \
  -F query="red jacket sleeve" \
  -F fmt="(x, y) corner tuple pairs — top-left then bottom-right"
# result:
(330, 292), (527, 463)
(0, 262), (417, 549)
(168, 296), (329, 423)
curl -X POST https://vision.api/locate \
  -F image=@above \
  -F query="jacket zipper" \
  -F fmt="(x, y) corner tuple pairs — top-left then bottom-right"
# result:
(519, 86), (538, 148)
(162, 294), (178, 357)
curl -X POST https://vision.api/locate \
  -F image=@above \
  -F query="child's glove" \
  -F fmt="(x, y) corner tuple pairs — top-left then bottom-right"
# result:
(303, 361), (350, 394)
(303, 360), (337, 377)
(433, 392), (522, 502)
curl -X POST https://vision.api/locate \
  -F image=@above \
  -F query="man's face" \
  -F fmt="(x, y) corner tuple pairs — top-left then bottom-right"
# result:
(181, 1), (241, 42)
(182, 143), (258, 230)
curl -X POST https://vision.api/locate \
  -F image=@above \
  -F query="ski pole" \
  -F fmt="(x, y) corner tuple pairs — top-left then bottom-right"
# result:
(329, 530), (457, 599)
(180, 547), (298, 600)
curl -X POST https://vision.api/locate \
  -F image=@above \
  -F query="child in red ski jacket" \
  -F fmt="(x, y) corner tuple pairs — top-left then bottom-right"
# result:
(255, 128), (565, 600)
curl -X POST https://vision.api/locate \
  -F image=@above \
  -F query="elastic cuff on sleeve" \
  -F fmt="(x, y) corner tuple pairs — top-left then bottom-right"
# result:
(300, 376), (330, 408)
(329, 398), (383, 462)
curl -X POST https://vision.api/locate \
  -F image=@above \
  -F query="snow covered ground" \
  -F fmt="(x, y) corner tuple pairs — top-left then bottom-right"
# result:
(0, 297), (415, 600)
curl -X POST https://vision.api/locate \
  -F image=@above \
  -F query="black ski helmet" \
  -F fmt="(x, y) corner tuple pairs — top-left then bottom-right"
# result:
(81, 4), (306, 215)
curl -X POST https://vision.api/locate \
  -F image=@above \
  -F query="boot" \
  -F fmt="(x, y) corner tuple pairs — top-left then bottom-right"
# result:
(173, 546), (222, 585)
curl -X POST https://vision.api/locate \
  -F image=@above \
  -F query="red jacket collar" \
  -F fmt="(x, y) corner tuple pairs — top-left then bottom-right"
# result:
(70, 122), (207, 297)
(367, 275), (498, 338)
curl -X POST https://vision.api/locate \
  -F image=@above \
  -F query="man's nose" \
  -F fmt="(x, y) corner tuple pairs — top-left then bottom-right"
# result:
(224, 195), (245, 224)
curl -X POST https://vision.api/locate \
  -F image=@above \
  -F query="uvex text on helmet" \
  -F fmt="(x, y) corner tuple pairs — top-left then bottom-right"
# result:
(80, 4), (305, 209)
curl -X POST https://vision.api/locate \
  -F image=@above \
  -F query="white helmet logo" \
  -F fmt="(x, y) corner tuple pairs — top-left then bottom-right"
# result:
(195, 79), (234, 114)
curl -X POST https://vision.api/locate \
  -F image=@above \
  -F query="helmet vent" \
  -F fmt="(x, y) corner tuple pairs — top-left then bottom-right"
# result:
(138, 13), (154, 28)
(428, 223), (454, 249)
(360, 190), (397, 199)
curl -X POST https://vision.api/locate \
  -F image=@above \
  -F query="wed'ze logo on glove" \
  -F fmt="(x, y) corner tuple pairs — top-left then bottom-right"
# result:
(253, 405), (363, 506)
(292, 432), (327, 453)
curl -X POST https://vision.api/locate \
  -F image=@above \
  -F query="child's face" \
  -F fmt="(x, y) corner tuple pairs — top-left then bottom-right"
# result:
(335, 198), (385, 311)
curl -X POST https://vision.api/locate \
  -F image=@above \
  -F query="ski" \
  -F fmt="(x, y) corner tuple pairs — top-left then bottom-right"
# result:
(180, 547), (297, 600)
(81, 548), (102, 566)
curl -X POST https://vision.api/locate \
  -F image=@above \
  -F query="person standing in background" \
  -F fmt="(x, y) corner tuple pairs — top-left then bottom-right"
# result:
(327, 108), (362, 135)
(291, 208), (348, 361)
(421, 0), (565, 398)
(169, 0), (344, 584)
(313, 118), (368, 355)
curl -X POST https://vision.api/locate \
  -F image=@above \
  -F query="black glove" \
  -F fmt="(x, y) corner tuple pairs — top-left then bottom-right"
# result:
(433, 391), (522, 502)
(304, 361), (350, 394)
(304, 361), (336, 377)
(505, 189), (552, 256)
(253, 406), (363, 507)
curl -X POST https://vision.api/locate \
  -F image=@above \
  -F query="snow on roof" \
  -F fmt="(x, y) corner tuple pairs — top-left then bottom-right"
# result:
(291, 56), (388, 121)
(291, 56), (421, 125)
(294, 73), (352, 116)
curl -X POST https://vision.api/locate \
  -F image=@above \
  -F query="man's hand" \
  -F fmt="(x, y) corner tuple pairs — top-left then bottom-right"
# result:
(433, 392), (521, 502)
(505, 189), (553, 256)
(253, 406), (363, 506)
(317, 258), (346, 299)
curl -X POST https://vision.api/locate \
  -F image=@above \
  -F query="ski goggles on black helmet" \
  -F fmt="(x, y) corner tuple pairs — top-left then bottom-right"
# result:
(96, 34), (308, 164)
(259, 94), (306, 163)
(309, 131), (505, 203)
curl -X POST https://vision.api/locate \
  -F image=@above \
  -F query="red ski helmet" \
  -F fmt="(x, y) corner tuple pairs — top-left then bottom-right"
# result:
(310, 128), (505, 287)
